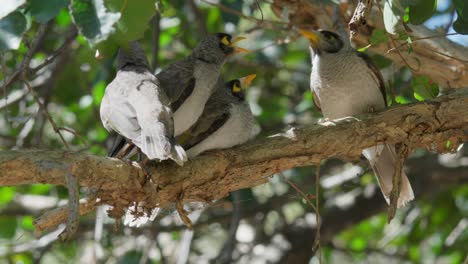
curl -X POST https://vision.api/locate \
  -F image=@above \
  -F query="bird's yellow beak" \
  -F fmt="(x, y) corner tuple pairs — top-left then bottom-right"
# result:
(298, 29), (320, 47)
(222, 36), (250, 54)
(239, 74), (257, 89)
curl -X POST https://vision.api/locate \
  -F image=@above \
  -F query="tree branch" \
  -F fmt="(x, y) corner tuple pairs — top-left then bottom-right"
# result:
(1, 89), (467, 232)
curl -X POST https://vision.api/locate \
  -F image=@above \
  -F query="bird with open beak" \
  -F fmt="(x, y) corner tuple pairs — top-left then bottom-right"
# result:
(157, 33), (249, 137)
(299, 29), (414, 208)
(177, 74), (258, 158)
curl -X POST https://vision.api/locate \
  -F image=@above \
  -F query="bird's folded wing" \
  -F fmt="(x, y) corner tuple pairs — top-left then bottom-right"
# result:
(179, 111), (230, 149)
(157, 59), (194, 105)
(355, 51), (387, 107)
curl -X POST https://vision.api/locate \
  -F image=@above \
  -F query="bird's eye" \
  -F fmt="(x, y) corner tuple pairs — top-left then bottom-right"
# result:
(221, 36), (230, 46)
(232, 83), (241, 93)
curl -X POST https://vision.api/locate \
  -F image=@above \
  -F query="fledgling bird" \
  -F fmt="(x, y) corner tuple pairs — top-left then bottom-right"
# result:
(100, 41), (187, 165)
(177, 74), (258, 158)
(157, 33), (248, 136)
(299, 29), (414, 208)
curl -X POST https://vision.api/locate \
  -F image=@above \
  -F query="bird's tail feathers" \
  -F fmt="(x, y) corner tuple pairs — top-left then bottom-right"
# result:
(170, 143), (188, 166)
(363, 144), (414, 208)
(137, 126), (173, 160)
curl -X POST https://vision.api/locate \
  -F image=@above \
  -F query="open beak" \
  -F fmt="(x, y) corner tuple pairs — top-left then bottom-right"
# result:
(298, 29), (320, 47)
(229, 36), (250, 54)
(239, 74), (257, 89)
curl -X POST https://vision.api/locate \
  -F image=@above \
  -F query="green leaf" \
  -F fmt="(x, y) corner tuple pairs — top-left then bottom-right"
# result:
(55, 8), (72, 27)
(383, 0), (406, 35)
(105, 0), (156, 45)
(70, 0), (120, 46)
(29, 0), (69, 22)
(0, 187), (16, 204)
(349, 237), (367, 251)
(409, 0), (437, 25)
(412, 76), (439, 101)
(370, 29), (389, 46)
(92, 80), (106, 105)
(453, 0), (468, 34)
(0, 0), (26, 19)
(0, 216), (18, 238)
(0, 11), (27, 51)
(21, 216), (34, 231)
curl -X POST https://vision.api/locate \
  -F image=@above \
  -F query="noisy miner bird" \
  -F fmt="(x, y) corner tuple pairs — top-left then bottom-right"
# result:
(299, 29), (414, 208)
(157, 33), (248, 136)
(100, 41), (187, 165)
(177, 74), (258, 158)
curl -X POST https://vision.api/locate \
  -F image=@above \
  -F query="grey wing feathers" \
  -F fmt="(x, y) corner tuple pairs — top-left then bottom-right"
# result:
(156, 58), (194, 103)
(176, 86), (230, 148)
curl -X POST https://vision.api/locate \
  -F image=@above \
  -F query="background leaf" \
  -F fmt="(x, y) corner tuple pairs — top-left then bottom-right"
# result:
(383, 0), (406, 35)
(0, 11), (27, 51)
(106, 0), (156, 45)
(453, 0), (468, 34)
(70, 0), (120, 46)
(28, 0), (69, 23)
(0, 0), (26, 19)
(409, 0), (437, 25)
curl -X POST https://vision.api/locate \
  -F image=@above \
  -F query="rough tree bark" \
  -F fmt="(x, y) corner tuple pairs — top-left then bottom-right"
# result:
(1, 89), (467, 232)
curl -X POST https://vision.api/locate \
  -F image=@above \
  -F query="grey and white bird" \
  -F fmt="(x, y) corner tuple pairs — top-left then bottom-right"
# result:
(177, 74), (258, 158)
(100, 41), (187, 165)
(157, 33), (248, 136)
(299, 29), (414, 208)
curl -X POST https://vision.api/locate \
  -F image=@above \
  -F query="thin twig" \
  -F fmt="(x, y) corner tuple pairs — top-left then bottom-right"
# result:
(314, 164), (322, 262)
(375, 2), (418, 72)
(23, 78), (69, 149)
(58, 126), (89, 146)
(58, 172), (80, 241)
(387, 143), (409, 222)
(1, 22), (51, 93)
(387, 33), (462, 54)
(187, 0), (208, 37)
(201, 0), (288, 30)
(279, 171), (322, 261)
(215, 191), (242, 264)
(30, 28), (78, 75)
(151, 13), (161, 71)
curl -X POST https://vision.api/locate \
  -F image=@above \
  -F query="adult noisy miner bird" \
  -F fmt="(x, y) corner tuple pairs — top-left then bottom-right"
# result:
(299, 29), (414, 208)
(157, 33), (248, 137)
(177, 74), (258, 158)
(100, 41), (187, 165)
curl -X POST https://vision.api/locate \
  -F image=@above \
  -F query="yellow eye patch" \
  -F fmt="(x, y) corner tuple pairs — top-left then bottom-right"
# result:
(233, 83), (241, 93)
(221, 36), (230, 46)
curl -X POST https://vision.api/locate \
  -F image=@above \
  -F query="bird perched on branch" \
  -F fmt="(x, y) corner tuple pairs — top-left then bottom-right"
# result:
(299, 29), (414, 208)
(157, 33), (248, 136)
(100, 41), (187, 165)
(177, 74), (258, 158)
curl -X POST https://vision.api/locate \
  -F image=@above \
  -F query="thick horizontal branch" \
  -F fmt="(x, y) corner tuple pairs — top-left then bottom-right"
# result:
(271, 0), (468, 88)
(1, 89), (468, 229)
